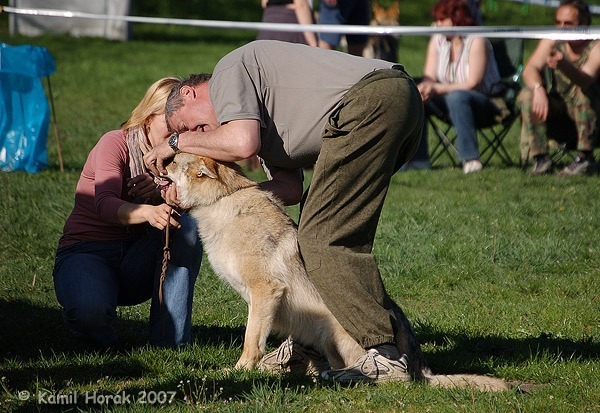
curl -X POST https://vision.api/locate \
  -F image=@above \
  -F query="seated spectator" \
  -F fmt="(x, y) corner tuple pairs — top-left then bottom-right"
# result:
(257, 0), (318, 47)
(413, 0), (502, 174)
(518, 0), (600, 176)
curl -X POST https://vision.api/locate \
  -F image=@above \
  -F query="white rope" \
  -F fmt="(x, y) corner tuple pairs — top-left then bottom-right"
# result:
(2, 5), (600, 40)
(502, 0), (600, 15)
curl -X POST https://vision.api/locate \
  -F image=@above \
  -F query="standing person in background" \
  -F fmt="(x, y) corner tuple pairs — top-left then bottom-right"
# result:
(518, 0), (599, 176)
(257, 0), (318, 47)
(53, 78), (203, 348)
(414, 0), (501, 174)
(252, 0), (318, 171)
(318, 0), (371, 56)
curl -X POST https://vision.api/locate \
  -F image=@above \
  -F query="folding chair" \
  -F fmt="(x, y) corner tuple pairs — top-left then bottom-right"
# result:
(428, 38), (524, 168)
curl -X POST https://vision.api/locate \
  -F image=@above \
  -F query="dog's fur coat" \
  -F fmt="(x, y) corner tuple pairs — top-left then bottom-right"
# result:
(166, 153), (513, 391)
(165, 154), (366, 370)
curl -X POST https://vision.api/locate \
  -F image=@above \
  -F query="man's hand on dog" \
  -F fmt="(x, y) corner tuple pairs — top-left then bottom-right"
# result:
(144, 140), (174, 176)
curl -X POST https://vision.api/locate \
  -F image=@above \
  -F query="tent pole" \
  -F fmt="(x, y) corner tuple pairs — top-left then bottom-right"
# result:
(46, 76), (64, 172)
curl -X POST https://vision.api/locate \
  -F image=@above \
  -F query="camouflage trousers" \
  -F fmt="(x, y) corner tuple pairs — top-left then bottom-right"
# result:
(517, 86), (599, 160)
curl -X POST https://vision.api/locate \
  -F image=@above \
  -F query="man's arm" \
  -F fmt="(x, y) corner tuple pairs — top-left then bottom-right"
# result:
(144, 119), (261, 175)
(177, 119), (261, 162)
(522, 38), (554, 90)
(522, 39), (554, 122)
(258, 169), (304, 206)
(293, 0), (318, 47)
(550, 42), (600, 90)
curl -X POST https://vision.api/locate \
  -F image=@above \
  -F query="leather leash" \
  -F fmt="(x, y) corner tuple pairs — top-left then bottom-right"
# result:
(158, 208), (172, 337)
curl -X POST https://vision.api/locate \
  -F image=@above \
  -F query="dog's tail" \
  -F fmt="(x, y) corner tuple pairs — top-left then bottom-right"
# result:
(423, 373), (512, 392)
(390, 302), (512, 392)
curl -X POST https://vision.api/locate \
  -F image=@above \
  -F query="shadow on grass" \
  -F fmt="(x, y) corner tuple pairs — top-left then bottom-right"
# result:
(2, 299), (598, 405)
(415, 320), (599, 375)
(1, 299), (154, 360)
(0, 299), (157, 391)
(0, 300), (249, 361)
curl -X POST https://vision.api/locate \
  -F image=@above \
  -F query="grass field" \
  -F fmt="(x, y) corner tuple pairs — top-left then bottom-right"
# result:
(1, 1), (599, 411)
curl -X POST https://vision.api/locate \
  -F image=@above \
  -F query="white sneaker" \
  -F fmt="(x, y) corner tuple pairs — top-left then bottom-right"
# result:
(257, 338), (329, 377)
(321, 349), (411, 383)
(462, 159), (483, 174)
(558, 156), (598, 176)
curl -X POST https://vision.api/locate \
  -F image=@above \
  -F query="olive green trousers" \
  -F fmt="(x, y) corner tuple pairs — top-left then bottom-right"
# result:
(297, 68), (423, 348)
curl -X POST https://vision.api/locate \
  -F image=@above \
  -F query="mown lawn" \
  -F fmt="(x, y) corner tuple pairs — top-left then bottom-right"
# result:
(1, 1), (599, 411)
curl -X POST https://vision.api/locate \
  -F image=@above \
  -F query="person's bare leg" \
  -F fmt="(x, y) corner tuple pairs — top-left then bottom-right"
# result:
(318, 40), (334, 49)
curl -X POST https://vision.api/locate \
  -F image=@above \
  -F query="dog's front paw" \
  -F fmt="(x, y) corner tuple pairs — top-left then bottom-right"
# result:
(234, 357), (259, 371)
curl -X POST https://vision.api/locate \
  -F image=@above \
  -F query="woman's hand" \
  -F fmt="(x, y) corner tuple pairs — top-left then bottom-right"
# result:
(417, 80), (436, 102)
(145, 204), (181, 230)
(127, 173), (160, 199)
(161, 183), (182, 208)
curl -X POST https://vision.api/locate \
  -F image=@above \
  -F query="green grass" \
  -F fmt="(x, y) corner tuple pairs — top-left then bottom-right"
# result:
(1, 1), (599, 411)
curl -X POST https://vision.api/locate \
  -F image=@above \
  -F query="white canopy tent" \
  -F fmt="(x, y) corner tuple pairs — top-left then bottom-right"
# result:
(9, 0), (131, 41)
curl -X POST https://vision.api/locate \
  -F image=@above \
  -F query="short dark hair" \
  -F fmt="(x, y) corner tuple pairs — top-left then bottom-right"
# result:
(165, 73), (212, 126)
(560, 0), (592, 25)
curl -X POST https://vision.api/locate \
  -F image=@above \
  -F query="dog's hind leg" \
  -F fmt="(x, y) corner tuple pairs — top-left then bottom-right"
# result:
(235, 279), (287, 370)
(318, 318), (366, 369)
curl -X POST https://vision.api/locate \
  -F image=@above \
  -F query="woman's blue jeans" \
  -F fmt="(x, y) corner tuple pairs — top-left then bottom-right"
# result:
(423, 90), (500, 162)
(53, 212), (202, 348)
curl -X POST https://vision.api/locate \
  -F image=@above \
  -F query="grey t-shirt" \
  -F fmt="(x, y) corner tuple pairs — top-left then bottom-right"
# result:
(209, 40), (395, 174)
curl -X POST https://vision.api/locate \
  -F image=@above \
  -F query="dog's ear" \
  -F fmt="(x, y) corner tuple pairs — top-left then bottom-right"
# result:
(198, 159), (218, 179)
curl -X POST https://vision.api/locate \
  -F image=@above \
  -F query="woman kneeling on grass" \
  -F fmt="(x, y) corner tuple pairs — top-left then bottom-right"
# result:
(52, 77), (202, 348)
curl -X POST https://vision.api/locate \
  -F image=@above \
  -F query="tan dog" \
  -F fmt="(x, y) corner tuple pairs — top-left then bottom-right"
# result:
(363, 0), (401, 62)
(165, 154), (366, 370)
(165, 153), (514, 391)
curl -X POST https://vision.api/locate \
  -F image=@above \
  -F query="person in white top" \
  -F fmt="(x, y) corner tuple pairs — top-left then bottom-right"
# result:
(413, 0), (501, 174)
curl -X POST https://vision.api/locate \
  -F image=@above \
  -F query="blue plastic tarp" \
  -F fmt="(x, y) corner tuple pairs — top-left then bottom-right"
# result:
(0, 43), (56, 173)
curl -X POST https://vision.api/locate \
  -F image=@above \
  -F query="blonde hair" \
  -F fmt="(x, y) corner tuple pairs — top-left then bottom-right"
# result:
(124, 77), (180, 180)
(122, 77), (180, 131)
